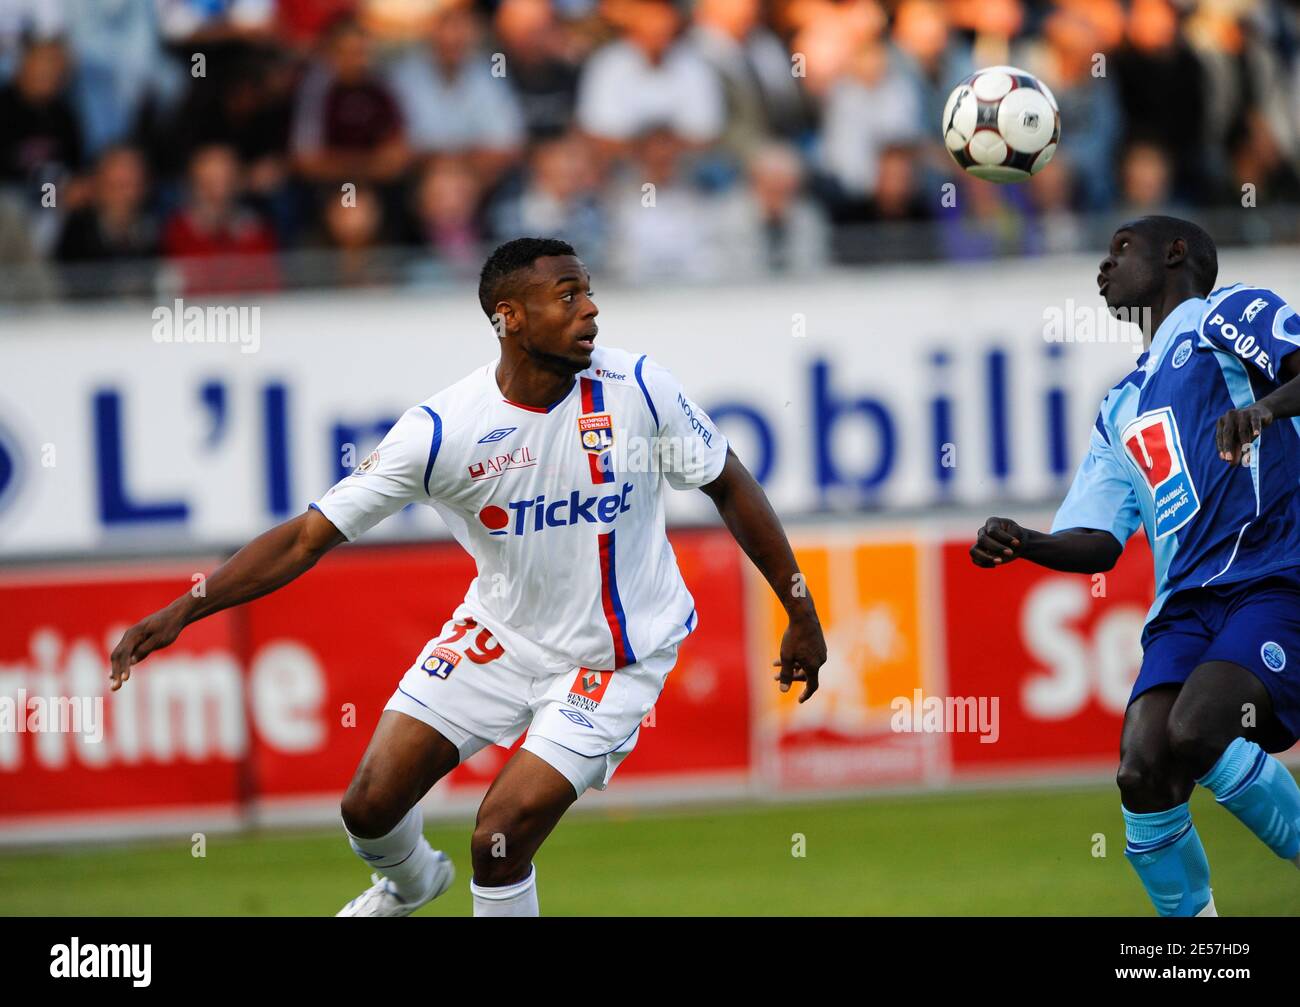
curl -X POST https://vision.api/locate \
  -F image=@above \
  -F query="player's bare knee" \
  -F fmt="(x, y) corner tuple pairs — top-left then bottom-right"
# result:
(340, 777), (405, 839)
(1116, 753), (1176, 808)
(470, 819), (531, 885)
(1115, 759), (1150, 801)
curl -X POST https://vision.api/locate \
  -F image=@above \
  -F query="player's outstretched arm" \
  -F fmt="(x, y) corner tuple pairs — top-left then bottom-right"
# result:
(970, 517), (1123, 574)
(108, 508), (346, 691)
(699, 447), (827, 703)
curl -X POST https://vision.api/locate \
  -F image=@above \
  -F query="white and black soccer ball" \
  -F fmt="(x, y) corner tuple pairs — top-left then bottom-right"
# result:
(941, 66), (1060, 183)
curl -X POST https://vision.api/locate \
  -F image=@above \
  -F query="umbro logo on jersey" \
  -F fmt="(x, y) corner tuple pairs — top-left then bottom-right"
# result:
(557, 707), (594, 728)
(468, 445), (537, 480)
(478, 483), (633, 536)
(477, 427), (517, 444)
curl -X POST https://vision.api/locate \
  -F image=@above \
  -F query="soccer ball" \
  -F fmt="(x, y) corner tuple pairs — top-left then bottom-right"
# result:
(941, 66), (1060, 182)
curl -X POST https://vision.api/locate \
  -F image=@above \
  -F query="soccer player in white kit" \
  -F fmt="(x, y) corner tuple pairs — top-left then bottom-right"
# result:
(109, 238), (827, 916)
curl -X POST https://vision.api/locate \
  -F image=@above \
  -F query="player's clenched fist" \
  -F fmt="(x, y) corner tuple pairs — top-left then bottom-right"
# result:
(970, 517), (1027, 567)
(109, 605), (186, 691)
(1215, 403), (1272, 466)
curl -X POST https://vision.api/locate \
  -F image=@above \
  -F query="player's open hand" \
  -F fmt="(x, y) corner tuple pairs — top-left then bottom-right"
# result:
(109, 606), (186, 691)
(1216, 403), (1272, 466)
(970, 517), (1027, 567)
(771, 611), (826, 703)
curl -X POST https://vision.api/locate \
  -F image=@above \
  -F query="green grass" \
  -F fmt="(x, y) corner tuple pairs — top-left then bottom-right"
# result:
(1, 784), (1296, 915)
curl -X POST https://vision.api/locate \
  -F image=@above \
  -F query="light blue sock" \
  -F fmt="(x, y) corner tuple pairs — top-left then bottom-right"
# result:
(1197, 737), (1300, 861)
(1122, 803), (1213, 916)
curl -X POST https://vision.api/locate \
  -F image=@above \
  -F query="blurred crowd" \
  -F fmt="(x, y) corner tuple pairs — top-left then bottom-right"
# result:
(2, 0), (1299, 300)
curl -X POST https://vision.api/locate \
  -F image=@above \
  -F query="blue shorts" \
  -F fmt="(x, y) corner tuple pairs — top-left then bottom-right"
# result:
(1136, 572), (1300, 746)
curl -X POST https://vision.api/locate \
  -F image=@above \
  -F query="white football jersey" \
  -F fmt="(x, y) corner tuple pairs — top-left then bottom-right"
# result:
(312, 346), (729, 674)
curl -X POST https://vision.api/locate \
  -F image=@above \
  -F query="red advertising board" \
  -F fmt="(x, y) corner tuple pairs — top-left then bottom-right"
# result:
(0, 564), (243, 818)
(942, 536), (1155, 775)
(0, 532), (751, 838)
(10, 523), (1236, 843)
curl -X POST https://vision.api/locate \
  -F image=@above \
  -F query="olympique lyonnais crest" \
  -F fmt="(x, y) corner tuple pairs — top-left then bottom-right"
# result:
(421, 646), (462, 679)
(577, 412), (614, 453)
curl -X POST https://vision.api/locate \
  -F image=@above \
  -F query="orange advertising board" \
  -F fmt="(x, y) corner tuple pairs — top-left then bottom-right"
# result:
(750, 535), (942, 790)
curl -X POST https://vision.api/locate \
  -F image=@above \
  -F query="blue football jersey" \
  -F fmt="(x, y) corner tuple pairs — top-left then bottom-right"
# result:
(1052, 284), (1300, 626)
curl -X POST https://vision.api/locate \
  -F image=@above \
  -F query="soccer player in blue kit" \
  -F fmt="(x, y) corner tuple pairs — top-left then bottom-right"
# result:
(971, 216), (1300, 916)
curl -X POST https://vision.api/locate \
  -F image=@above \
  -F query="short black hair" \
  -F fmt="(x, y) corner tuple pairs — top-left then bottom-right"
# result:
(1122, 215), (1218, 296)
(478, 237), (576, 318)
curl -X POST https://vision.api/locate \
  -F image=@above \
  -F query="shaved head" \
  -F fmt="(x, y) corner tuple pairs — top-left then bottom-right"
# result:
(1120, 215), (1219, 296)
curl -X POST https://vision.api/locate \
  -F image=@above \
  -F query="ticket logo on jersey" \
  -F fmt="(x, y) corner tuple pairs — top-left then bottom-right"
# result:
(421, 646), (462, 679)
(567, 666), (614, 712)
(478, 482), (634, 535)
(1121, 407), (1201, 538)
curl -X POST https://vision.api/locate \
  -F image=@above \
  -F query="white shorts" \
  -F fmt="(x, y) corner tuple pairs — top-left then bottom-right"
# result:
(384, 614), (677, 796)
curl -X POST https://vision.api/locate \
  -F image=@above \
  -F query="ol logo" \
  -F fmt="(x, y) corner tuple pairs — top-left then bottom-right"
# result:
(422, 646), (462, 679)
(577, 412), (614, 453)
(1261, 641), (1286, 673)
(1171, 339), (1193, 369)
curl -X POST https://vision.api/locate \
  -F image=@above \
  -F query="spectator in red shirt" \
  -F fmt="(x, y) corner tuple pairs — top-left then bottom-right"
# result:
(290, 15), (412, 187)
(163, 143), (280, 295)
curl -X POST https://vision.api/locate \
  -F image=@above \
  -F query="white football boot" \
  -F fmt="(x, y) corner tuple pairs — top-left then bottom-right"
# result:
(336, 851), (455, 917)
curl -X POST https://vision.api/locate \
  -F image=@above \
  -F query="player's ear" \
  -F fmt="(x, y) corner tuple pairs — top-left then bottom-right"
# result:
(1166, 236), (1188, 269)
(491, 301), (518, 338)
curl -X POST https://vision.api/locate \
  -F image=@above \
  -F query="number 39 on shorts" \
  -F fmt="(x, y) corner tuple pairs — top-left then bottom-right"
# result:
(421, 617), (505, 678)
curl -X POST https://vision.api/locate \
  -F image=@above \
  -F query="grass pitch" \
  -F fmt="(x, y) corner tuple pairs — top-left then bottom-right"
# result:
(2, 783), (1296, 916)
